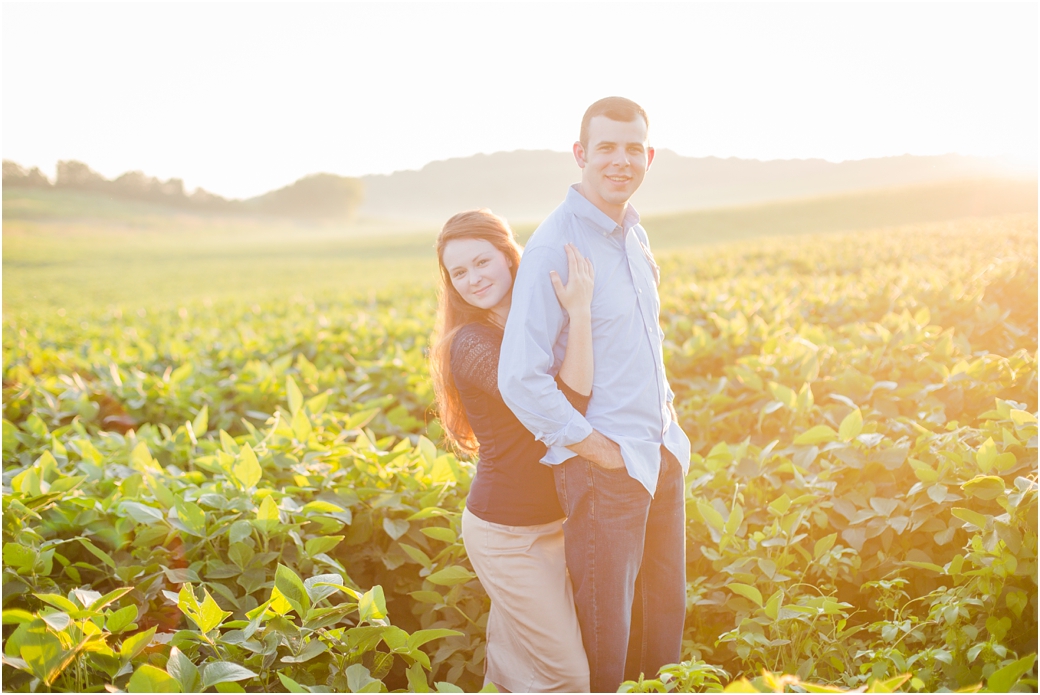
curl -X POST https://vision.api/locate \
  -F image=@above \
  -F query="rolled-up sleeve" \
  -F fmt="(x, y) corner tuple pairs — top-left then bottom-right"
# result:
(499, 247), (593, 453)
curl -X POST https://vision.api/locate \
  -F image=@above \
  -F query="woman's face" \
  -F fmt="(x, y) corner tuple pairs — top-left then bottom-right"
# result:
(441, 237), (514, 318)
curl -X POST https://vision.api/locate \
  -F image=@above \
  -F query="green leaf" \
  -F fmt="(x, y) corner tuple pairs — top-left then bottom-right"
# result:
(767, 493), (792, 516)
(33, 593), (79, 613)
(418, 436), (438, 467)
(909, 458), (939, 483)
(2, 609), (35, 624)
(346, 663), (381, 693)
(306, 391), (329, 415)
(383, 517), (410, 540)
(219, 430), (239, 454)
(763, 591), (781, 620)
(274, 563), (311, 617)
(77, 538), (116, 568)
(420, 526), (457, 544)
(147, 476), (176, 509)
(291, 408), (313, 441)
(106, 605), (139, 634)
(768, 382), (797, 409)
(18, 618), (64, 683)
(229, 519), (253, 545)
(178, 584), (201, 617)
(174, 499), (206, 536)
(728, 583), (763, 607)
(280, 639), (328, 663)
(1006, 589), (1028, 618)
(976, 437), (997, 472)
(119, 626), (157, 661)
(41, 612), (70, 631)
(201, 661), (257, 689)
(1009, 409), (1037, 426)
(961, 475), (1006, 500)
(696, 500), (725, 530)
(407, 628), (463, 651)
(358, 585), (387, 623)
(866, 673), (911, 693)
(800, 684), (847, 693)
(724, 503), (744, 535)
(193, 590), (230, 633)
(427, 565), (475, 587)
(129, 442), (156, 471)
(278, 672), (311, 693)
(345, 408), (380, 430)
(192, 405), (209, 436)
(839, 409), (864, 442)
(3, 543), (36, 571)
(993, 452), (1017, 472)
(304, 573), (346, 604)
(951, 507), (990, 531)
(166, 646), (201, 693)
(410, 591), (444, 604)
(2, 419), (18, 453)
(985, 653), (1037, 693)
(305, 536), (344, 557)
(814, 533), (837, 560)
(127, 664), (180, 693)
(256, 495), (281, 529)
(793, 425), (839, 445)
(232, 444), (262, 489)
(122, 501), (166, 525)
(903, 561), (944, 573)
(407, 661), (431, 693)
(286, 376), (304, 416)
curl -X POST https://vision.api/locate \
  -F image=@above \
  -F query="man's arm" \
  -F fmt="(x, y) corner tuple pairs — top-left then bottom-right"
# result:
(500, 246), (625, 469)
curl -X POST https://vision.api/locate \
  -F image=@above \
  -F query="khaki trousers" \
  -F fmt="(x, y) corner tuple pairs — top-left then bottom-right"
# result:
(461, 507), (590, 693)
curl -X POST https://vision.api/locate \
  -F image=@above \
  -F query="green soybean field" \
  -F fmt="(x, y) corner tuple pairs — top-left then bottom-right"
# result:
(2, 205), (1037, 693)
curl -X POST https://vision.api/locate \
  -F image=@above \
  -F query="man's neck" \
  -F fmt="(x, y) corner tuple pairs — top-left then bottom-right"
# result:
(577, 184), (627, 227)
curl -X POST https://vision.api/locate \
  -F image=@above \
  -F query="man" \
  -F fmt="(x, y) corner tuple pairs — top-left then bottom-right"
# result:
(499, 97), (691, 693)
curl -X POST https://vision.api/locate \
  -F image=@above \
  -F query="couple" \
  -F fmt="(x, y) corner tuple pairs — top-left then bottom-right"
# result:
(430, 97), (691, 693)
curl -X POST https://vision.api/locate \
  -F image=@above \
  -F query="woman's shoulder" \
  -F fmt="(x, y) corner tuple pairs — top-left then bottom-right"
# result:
(450, 322), (502, 367)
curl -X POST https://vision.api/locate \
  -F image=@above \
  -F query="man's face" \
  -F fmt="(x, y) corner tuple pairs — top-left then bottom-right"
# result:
(574, 115), (654, 218)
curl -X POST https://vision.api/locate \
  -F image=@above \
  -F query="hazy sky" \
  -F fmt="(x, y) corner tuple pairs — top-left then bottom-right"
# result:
(3, 2), (1037, 199)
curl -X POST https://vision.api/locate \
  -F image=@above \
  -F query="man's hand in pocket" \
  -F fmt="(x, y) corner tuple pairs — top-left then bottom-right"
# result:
(570, 430), (626, 470)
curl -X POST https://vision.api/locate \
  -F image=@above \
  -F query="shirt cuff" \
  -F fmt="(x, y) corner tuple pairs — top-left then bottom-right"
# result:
(539, 408), (593, 449)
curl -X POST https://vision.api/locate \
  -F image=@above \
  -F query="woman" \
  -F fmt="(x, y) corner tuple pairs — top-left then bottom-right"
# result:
(430, 209), (594, 693)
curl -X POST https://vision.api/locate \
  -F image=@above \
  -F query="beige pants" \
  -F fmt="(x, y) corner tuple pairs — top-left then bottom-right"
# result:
(461, 507), (590, 693)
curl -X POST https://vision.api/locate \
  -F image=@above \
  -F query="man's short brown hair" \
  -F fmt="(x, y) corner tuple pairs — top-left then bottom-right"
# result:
(579, 97), (649, 148)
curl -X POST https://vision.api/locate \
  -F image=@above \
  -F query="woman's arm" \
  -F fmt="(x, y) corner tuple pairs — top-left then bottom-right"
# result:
(550, 243), (595, 398)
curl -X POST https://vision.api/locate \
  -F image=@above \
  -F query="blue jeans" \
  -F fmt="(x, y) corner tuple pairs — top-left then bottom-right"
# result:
(553, 448), (686, 693)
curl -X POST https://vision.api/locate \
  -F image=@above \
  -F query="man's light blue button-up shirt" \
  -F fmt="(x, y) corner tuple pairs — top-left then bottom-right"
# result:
(499, 185), (691, 496)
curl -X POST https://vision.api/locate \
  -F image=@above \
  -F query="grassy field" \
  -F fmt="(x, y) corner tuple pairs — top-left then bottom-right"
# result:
(3, 177), (1035, 316)
(2, 210), (1036, 693)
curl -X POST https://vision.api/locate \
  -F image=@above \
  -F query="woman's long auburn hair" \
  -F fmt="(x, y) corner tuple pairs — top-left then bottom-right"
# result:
(430, 209), (523, 456)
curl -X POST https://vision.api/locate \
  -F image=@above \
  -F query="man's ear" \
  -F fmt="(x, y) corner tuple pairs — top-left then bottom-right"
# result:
(646, 146), (655, 170)
(572, 141), (587, 169)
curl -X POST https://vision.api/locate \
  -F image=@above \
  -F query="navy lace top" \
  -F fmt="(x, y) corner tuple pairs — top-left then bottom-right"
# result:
(450, 322), (590, 526)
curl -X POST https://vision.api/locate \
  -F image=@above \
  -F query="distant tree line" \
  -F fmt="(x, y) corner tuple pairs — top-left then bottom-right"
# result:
(2, 159), (365, 221)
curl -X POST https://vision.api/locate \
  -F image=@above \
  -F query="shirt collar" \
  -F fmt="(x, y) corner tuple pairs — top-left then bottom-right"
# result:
(566, 184), (641, 237)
